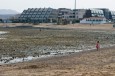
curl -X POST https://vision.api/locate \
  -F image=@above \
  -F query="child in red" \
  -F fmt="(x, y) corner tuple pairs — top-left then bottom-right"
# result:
(96, 41), (100, 51)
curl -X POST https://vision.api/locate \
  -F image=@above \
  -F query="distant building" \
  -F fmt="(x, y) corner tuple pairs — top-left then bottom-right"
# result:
(19, 8), (58, 23)
(18, 7), (115, 24)
(58, 8), (74, 20)
(80, 17), (107, 24)
(84, 9), (104, 18)
(73, 9), (87, 20)
(56, 8), (74, 24)
(73, 9), (105, 20)
(109, 11), (115, 22)
(98, 8), (110, 20)
(83, 8), (115, 22)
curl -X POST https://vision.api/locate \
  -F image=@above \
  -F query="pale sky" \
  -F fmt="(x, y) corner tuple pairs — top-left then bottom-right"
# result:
(0, 0), (114, 13)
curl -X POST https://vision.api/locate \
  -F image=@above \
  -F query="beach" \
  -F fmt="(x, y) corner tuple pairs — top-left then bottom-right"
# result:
(0, 47), (115, 76)
(0, 23), (115, 76)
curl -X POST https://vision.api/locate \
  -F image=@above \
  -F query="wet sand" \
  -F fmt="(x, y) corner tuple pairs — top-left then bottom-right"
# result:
(0, 23), (114, 30)
(34, 23), (114, 30)
(0, 47), (115, 76)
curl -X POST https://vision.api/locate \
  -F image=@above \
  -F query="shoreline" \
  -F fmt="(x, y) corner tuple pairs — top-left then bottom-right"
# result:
(27, 44), (115, 62)
(0, 44), (115, 76)
(0, 43), (115, 65)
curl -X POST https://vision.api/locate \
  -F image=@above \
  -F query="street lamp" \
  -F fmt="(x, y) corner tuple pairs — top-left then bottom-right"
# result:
(75, 0), (76, 9)
(73, 0), (77, 23)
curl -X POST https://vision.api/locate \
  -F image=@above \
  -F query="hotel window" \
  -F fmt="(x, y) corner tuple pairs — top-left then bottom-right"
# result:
(36, 15), (39, 17)
(40, 15), (44, 18)
(92, 14), (95, 16)
(89, 19), (91, 21)
(29, 12), (32, 14)
(94, 10), (97, 14)
(33, 12), (36, 14)
(99, 11), (102, 14)
(26, 12), (29, 14)
(31, 15), (35, 17)
(93, 10), (96, 14)
(46, 15), (49, 18)
(93, 19), (95, 21)
(100, 11), (103, 14)
(23, 15), (26, 18)
(38, 12), (41, 14)
(46, 12), (49, 14)
(96, 19), (99, 21)
(20, 15), (23, 18)
(91, 10), (94, 14)
(28, 15), (31, 17)
(42, 12), (46, 15)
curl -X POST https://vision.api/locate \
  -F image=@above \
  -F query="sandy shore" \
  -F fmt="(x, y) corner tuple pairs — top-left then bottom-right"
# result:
(0, 23), (115, 76)
(0, 23), (114, 30)
(0, 47), (115, 76)
(34, 23), (115, 30)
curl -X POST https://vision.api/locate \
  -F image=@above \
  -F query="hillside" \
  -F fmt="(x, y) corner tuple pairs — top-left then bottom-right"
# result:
(0, 9), (19, 14)
(0, 9), (20, 19)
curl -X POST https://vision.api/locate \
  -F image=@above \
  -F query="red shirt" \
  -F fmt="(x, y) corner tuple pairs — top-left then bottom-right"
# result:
(96, 43), (100, 48)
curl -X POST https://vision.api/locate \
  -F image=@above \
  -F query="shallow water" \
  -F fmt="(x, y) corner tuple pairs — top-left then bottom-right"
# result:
(0, 31), (7, 39)
(0, 49), (83, 65)
(0, 31), (8, 34)
(0, 44), (115, 65)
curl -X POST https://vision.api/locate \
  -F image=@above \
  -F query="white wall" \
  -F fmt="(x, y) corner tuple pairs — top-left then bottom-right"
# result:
(80, 18), (107, 24)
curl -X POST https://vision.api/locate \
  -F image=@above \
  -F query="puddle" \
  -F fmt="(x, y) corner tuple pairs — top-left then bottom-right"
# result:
(0, 49), (84, 65)
(0, 31), (8, 34)
(0, 56), (39, 65)
(0, 31), (8, 39)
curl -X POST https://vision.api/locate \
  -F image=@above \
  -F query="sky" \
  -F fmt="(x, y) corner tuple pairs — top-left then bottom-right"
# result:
(0, 0), (114, 13)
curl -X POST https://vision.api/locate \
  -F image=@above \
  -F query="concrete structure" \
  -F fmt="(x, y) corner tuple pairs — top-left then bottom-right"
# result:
(57, 8), (74, 24)
(98, 8), (110, 20)
(58, 8), (73, 20)
(80, 17), (107, 24)
(19, 8), (58, 23)
(73, 9), (106, 20)
(18, 7), (115, 24)
(109, 11), (115, 22)
(84, 9), (104, 18)
(73, 9), (87, 20)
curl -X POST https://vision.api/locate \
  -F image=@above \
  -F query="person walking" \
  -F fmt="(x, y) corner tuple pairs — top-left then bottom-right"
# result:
(96, 41), (100, 51)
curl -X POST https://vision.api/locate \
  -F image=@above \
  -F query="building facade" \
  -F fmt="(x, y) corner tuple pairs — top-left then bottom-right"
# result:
(73, 9), (87, 20)
(80, 17), (107, 24)
(84, 9), (104, 18)
(18, 8), (115, 24)
(19, 8), (58, 23)
(109, 11), (115, 22)
(58, 8), (74, 20)
(57, 8), (74, 24)
(98, 8), (110, 20)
